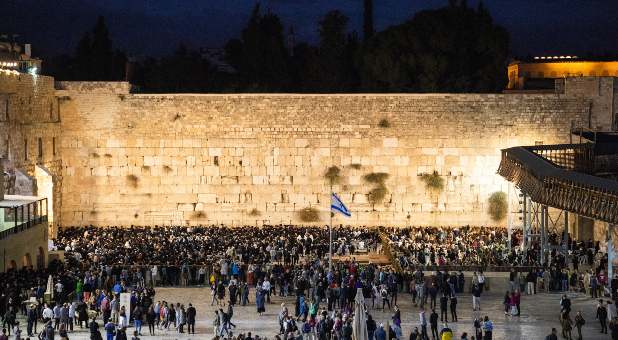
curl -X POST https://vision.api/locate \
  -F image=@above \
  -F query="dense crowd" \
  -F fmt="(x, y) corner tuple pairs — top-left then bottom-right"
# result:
(55, 225), (379, 267)
(1, 223), (615, 340)
(387, 226), (604, 270)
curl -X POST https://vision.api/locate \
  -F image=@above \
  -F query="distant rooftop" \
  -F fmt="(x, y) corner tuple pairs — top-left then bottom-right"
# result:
(512, 55), (618, 64)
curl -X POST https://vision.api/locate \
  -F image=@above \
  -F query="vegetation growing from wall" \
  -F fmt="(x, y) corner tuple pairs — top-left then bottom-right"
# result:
(126, 174), (139, 188)
(421, 171), (444, 191)
(368, 184), (388, 205)
(193, 211), (207, 218)
(298, 207), (321, 222)
(363, 172), (389, 207)
(488, 191), (508, 221)
(349, 163), (362, 170)
(363, 172), (389, 184)
(378, 118), (390, 128)
(248, 208), (261, 217)
(324, 166), (342, 186)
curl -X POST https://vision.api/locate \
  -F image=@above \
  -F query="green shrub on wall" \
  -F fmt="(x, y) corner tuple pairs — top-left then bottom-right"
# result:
(363, 172), (390, 208)
(193, 211), (207, 219)
(324, 166), (342, 186)
(349, 163), (362, 170)
(127, 174), (139, 188)
(488, 191), (508, 221)
(298, 207), (321, 222)
(421, 171), (444, 191)
(368, 184), (388, 205)
(378, 118), (391, 128)
(363, 172), (389, 184)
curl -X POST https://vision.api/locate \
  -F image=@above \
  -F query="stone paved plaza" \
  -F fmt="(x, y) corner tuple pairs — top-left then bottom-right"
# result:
(13, 286), (615, 340)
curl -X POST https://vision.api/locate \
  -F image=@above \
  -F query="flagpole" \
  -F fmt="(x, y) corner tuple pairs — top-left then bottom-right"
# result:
(329, 188), (333, 273)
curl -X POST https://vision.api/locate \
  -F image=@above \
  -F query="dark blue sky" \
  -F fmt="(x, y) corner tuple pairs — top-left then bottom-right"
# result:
(1, 0), (616, 58)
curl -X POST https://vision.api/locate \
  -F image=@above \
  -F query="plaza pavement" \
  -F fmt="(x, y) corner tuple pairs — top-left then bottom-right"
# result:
(14, 286), (614, 339)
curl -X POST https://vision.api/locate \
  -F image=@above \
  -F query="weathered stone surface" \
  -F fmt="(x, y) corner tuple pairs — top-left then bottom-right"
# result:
(2, 75), (616, 228)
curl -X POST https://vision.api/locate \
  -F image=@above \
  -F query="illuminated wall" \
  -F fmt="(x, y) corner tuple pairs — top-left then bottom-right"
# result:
(54, 82), (589, 227)
(508, 61), (618, 89)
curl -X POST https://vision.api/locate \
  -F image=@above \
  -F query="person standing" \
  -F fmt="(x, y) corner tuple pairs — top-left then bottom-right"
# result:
(574, 311), (585, 340)
(256, 287), (266, 316)
(133, 305), (143, 336)
(478, 271), (486, 293)
(27, 304), (37, 337)
(419, 308), (428, 340)
(146, 306), (156, 336)
(104, 320), (116, 340)
(471, 284), (481, 311)
(439, 294), (448, 322)
(560, 311), (573, 340)
(597, 299), (608, 334)
(186, 303), (196, 334)
(429, 309), (438, 340)
(526, 270), (536, 295)
(450, 295), (458, 322)
(482, 316), (493, 340)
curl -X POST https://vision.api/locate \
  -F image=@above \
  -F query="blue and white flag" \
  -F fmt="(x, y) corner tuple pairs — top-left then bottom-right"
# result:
(331, 193), (351, 217)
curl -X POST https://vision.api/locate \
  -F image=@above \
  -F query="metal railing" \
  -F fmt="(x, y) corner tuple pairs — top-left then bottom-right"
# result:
(527, 143), (595, 173)
(0, 198), (48, 239)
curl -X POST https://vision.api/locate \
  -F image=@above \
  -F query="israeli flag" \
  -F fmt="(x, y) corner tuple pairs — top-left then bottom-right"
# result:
(331, 193), (351, 217)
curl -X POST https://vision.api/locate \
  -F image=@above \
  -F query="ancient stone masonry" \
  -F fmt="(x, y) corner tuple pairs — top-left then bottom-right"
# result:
(0, 73), (62, 229)
(4, 74), (612, 228)
(54, 82), (591, 227)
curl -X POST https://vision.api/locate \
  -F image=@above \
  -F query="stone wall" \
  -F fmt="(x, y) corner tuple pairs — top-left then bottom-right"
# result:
(562, 77), (617, 131)
(55, 90), (589, 227)
(0, 73), (62, 230)
(0, 221), (48, 271)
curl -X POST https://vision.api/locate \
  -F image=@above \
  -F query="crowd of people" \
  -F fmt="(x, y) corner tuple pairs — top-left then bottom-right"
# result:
(0, 223), (615, 340)
(387, 226), (605, 272)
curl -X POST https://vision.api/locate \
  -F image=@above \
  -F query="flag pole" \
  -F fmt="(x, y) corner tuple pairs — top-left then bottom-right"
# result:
(329, 188), (333, 273)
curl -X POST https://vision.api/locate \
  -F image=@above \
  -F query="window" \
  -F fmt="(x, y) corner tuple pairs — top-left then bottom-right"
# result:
(49, 101), (53, 119)
(38, 137), (43, 159)
(24, 139), (28, 160)
(52, 137), (56, 156)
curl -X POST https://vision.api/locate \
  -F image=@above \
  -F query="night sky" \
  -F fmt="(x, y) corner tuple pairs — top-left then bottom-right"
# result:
(1, 0), (616, 58)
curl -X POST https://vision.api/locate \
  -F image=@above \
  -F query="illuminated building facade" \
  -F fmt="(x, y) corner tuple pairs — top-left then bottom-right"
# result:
(508, 56), (618, 90)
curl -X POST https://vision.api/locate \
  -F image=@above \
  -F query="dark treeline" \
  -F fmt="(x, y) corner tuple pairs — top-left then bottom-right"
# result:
(45, 0), (511, 93)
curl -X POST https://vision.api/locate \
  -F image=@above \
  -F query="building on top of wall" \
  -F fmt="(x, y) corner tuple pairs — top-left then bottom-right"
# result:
(0, 35), (41, 75)
(507, 56), (618, 91)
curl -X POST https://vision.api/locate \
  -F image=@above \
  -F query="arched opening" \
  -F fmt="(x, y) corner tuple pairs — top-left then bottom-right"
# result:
(37, 247), (45, 269)
(23, 253), (32, 268)
(9, 260), (17, 270)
